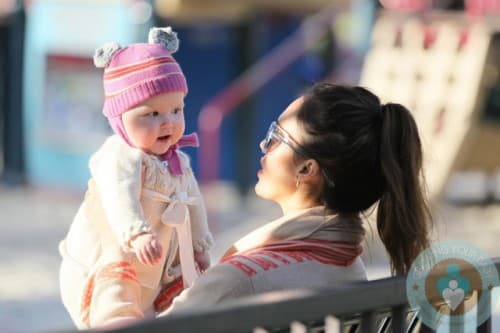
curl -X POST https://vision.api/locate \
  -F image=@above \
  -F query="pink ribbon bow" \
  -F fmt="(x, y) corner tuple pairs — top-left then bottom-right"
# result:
(161, 132), (199, 175)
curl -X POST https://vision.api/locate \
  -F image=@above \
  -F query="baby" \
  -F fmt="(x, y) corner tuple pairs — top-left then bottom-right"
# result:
(58, 27), (213, 329)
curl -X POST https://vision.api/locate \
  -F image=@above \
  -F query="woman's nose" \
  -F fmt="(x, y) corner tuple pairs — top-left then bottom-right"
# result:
(259, 140), (266, 154)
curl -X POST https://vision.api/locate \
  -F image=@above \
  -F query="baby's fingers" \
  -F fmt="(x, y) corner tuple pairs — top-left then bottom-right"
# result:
(149, 248), (161, 266)
(137, 250), (149, 266)
(143, 245), (158, 266)
(151, 240), (163, 260)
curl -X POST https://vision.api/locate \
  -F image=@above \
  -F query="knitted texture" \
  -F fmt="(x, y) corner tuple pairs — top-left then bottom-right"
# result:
(102, 43), (187, 119)
(94, 27), (188, 146)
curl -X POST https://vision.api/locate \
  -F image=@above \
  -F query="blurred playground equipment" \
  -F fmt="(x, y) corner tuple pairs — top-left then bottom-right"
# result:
(360, 10), (500, 202)
(1, 0), (499, 204)
(195, 3), (500, 204)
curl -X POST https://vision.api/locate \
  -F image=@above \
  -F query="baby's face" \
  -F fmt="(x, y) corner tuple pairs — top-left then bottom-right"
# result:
(122, 91), (185, 155)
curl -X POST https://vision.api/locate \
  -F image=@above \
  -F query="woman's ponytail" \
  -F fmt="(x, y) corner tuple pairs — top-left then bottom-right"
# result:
(377, 103), (432, 275)
(296, 83), (432, 275)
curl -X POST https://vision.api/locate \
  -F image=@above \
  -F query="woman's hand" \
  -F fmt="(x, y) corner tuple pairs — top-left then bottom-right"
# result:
(131, 232), (163, 266)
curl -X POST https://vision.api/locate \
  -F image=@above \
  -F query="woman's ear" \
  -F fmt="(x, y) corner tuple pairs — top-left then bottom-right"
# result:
(296, 159), (321, 182)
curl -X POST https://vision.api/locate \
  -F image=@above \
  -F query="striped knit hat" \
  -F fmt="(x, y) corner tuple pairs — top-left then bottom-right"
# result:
(93, 27), (188, 146)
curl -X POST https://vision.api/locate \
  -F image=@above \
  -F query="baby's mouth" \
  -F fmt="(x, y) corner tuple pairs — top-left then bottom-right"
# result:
(158, 135), (171, 141)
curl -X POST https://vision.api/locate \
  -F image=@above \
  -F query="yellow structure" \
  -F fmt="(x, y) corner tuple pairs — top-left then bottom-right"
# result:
(360, 11), (500, 201)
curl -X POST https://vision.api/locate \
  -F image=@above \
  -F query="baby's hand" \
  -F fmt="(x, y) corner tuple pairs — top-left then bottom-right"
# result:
(131, 232), (163, 267)
(195, 250), (211, 273)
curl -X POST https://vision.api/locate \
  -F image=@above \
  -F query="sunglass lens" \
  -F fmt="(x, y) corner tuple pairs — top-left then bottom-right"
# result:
(262, 124), (277, 154)
(263, 137), (273, 153)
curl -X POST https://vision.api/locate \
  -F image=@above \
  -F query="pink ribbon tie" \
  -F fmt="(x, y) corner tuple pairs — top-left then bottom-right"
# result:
(161, 132), (199, 175)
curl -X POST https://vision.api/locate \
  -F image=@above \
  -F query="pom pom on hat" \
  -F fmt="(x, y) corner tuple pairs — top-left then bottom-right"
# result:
(93, 41), (122, 68)
(148, 26), (179, 53)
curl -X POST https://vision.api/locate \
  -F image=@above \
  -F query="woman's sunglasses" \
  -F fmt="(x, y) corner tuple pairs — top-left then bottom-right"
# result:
(261, 121), (335, 188)
(261, 121), (309, 157)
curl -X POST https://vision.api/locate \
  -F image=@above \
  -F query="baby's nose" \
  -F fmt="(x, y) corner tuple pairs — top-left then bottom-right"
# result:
(160, 113), (174, 124)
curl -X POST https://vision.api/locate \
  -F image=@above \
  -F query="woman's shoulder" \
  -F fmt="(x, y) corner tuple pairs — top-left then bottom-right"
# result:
(167, 252), (367, 314)
(227, 246), (367, 277)
(166, 262), (254, 314)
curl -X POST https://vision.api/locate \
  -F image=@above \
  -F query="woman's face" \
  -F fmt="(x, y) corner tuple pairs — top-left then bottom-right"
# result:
(255, 96), (306, 202)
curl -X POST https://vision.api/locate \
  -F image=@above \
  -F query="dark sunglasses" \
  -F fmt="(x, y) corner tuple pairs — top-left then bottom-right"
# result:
(261, 121), (335, 188)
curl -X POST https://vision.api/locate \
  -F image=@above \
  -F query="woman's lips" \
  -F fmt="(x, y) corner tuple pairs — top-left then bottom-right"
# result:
(258, 157), (264, 176)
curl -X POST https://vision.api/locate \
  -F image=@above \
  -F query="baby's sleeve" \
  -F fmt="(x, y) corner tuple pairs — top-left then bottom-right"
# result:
(89, 138), (151, 250)
(180, 153), (213, 253)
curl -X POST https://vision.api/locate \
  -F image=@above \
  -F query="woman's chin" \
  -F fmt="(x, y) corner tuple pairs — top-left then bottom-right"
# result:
(254, 182), (264, 198)
(254, 182), (270, 200)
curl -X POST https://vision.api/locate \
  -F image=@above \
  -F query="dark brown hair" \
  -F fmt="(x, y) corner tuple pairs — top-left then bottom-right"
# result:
(296, 82), (431, 275)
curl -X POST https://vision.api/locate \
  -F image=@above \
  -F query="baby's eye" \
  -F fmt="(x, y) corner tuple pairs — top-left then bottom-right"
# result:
(172, 108), (182, 115)
(148, 111), (159, 117)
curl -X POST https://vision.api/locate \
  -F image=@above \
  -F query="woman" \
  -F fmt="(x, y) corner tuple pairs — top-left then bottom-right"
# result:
(156, 82), (432, 314)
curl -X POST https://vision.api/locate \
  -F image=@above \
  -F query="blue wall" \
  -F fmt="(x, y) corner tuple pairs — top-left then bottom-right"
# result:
(176, 16), (311, 188)
(173, 24), (239, 181)
(249, 16), (309, 188)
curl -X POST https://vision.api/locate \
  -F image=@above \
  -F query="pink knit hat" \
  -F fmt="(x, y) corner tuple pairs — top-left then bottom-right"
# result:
(94, 27), (188, 146)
